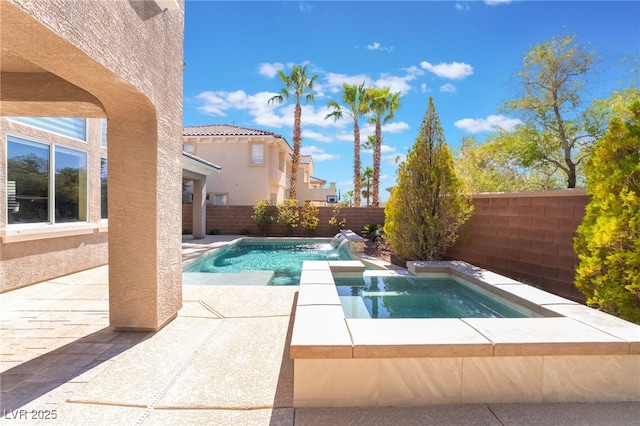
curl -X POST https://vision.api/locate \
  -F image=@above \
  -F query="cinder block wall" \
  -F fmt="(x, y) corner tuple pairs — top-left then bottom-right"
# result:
(182, 205), (385, 238)
(447, 190), (589, 302)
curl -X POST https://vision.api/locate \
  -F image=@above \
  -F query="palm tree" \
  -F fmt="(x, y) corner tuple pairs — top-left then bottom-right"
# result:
(268, 64), (318, 200)
(366, 87), (401, 207)
(325, 82), (369, 207)
(361, 166), (373, 207)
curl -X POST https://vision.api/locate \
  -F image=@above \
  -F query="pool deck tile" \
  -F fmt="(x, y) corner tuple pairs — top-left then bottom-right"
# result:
(297, 284), (342, 306)
(328, 260), (366, 274)
(300, 269), (335, 285)
(290, 305), (352, 359)
(347, 318), (494, 358)
(542, 304), (640, 354)
(462, 317), (630, 356)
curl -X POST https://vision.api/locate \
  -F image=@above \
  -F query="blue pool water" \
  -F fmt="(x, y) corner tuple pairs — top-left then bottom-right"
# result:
(184, 239), (352, 286)
(335, 275), (535, 319)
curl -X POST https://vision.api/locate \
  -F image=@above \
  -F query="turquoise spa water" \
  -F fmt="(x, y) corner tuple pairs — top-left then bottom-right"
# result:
(184, 238), (352, 286)
(335, 275), (535, 319)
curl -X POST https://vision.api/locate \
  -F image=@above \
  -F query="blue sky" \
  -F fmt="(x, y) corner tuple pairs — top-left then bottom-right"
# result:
(183, 1), (639, 202)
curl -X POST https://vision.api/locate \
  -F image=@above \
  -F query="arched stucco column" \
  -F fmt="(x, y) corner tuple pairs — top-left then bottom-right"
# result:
(1, 0), (185, 331)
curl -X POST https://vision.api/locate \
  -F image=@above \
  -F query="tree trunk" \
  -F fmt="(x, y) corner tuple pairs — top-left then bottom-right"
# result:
(372, 119), (382, 207)
(290, 102), (302, 200)
(353, 120), (361, 207)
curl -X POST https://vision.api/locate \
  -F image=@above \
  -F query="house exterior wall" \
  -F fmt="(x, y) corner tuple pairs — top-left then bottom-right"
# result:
(1, 117), (108, 291)
(2, 0), (185, 330)
(183, 135), (289, 205)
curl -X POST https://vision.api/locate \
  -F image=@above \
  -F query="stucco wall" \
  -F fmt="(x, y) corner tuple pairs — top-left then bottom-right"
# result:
(1, 118), (108, 292)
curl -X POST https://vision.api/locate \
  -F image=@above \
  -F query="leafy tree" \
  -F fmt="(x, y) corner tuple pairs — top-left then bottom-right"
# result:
(252, 198), (277, 236)
(300, 201), (320, 233)
(367, 87), (401, 206)
(326, 82), (370, 207)
(361, 166), (373, 206)
(504, 35), (602, 188)
(385, 98), (473, 261)
(268, 64), (318, 200)
(277, 198), (300, 234)
(574, 101), (640, 323)
(455, 135), (565, 193)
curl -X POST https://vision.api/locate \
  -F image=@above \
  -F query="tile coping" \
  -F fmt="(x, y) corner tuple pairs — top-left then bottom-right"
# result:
(290, 260), (640, 359)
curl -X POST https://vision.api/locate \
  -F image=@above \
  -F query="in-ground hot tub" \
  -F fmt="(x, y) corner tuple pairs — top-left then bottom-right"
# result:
(290, 260), (640, 407)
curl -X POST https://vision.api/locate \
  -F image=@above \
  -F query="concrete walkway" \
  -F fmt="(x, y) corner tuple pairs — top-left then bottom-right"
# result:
(1, 237), (639, 425)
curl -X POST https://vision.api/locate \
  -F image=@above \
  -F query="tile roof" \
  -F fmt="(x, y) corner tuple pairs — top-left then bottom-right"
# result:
(181, 151), (221, 170)
(299, 155), (312, 165)
(183, 124), (286, 140)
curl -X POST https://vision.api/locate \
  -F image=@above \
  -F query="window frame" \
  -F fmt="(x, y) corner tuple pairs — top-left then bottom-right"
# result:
(6, 133), (89, 227)
(249, 143), (265, 166)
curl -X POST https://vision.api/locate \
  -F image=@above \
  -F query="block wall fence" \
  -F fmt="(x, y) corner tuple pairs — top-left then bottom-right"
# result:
(182, 190), (589, 302)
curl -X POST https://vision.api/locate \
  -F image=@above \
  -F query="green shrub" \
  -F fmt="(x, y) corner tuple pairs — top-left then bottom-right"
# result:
(301, 201), (320, 233)
(328, 204), (346, 231)
(252, 198), (277, 236)
(362, 223), (384, 241)
(574, 101), (640, 324)
(277, 198), (299, 234)
(240, 229), (251, 236)
(384, 98), (473, 260)
(208, 228), (220, 235)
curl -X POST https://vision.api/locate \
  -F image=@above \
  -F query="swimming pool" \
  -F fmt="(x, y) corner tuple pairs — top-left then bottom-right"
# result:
(183, 237), (353, 285)
(291, 260), (640, 407)
(335, 274), (535, 319)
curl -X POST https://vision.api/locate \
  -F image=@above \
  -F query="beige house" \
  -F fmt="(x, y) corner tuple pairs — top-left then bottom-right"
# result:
(1, 0), (186, 331)
(182, 124), (336, 206)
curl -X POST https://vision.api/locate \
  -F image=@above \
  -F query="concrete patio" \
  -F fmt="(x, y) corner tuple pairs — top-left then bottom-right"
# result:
(1, 236), (639, 425)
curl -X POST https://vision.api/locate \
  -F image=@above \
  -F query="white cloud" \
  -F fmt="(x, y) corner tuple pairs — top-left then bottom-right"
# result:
(372, 73), (416, 94)
(485, 0), (511, 5)
(258, 62), (284, 78)
(440, 83), (457, 93)
(455, 2), (471, 11)
(366, 42), (393, 52)
(420, 61), (474, 79)
(454, 114), (523, 133)
(324, 72), (370, 94)
(302, 129), (333, 143)
(421, 83), (429, 93)
(197, 90), (277, 118)
(298, 2), (314, 12)
(301, 145), (339, 162)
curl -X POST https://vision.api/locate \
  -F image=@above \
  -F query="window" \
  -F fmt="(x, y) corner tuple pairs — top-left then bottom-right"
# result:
(9, 117), (88, 141)
(101, 119), (107, 147)
(250, 143), (264, 165)
(6, 135), (88, 224)
(278, 152), (285, 172)
(213, 194), (228, 205)
(7, 137), (49, 224)
(182, 144), (194, 153)
(100, 158), (108, 219)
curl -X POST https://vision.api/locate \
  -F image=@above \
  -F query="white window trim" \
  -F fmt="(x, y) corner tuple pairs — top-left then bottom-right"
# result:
(1, 222), (98, 243)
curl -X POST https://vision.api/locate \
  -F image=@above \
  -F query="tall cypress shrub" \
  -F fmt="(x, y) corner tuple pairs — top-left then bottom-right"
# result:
(574, 101), (640, 323)
(384, 98), (473, 261)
